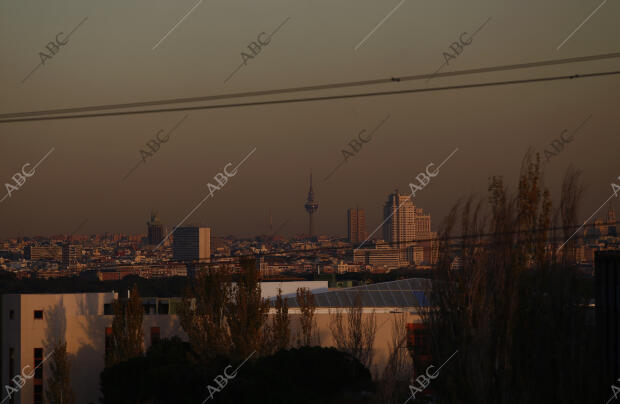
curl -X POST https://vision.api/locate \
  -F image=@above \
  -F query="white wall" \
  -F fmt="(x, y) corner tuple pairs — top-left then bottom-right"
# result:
(1, 293), (185, 404)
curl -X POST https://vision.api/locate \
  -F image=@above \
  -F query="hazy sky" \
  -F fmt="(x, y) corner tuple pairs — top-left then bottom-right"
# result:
(0, 0), (619, 239)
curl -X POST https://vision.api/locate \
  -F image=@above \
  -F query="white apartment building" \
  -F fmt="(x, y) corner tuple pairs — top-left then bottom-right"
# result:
(1, 292), (175, 404)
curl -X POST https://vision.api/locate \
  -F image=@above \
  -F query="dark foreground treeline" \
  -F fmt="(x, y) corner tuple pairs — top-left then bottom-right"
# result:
(101, 341), (376, 404)
(420, 152), (602, 404)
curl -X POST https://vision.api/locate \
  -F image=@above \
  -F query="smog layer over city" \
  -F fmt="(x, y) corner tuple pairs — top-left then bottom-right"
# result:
(0, 1), (619, 403)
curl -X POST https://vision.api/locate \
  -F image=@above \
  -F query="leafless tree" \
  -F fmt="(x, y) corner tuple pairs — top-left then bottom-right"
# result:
(106, 284), (144, 367)
(226, 258), (270, 358)
(263, 288), (290, 355)
(376, 312), (414, 404)
(178, 265), (231, 361)
(296, 287), (318, 346)
(557, 164), (585, 265)
(422, 151), (597, 404)
(329, 293), (377, 369)
(45, 341), (76, 404)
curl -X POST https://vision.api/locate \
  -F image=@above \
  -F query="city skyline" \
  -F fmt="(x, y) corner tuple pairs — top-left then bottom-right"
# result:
(1, 185), (444, 242)
(1, 196), (619, 242)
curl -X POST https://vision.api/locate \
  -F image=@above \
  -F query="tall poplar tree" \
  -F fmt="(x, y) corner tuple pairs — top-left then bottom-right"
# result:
(226, 258), (269, 358)
(423, 151), (597, 403)
(178, 265), (231, 361)
(269, 288), (290, 353)
(296, 287), (317, 346)
(45, 341), (76, 404)
(106, 284), (144, 367)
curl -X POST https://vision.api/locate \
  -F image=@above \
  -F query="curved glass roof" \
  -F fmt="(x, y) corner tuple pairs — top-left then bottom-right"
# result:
(269, 278), (431, 308)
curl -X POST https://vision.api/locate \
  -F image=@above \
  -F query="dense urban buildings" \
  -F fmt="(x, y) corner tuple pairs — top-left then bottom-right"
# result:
(1, 201), (617, 278)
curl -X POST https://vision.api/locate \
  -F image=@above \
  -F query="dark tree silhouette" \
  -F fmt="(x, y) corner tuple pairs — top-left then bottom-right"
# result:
(421, 151), (597, 404)
(106, 284), (144, 367)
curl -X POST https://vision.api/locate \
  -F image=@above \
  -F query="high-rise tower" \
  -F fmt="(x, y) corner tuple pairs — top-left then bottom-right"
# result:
(382, 190), (416, 245)
(172, 226), (211, 262)
(607, 204), (617, 224)
(147, 210), (164, 245)
(348, 207), (367, 244)
(607, 204), (617, 236)
(62, 244), (79, 270)
(304, 174), (319, 237)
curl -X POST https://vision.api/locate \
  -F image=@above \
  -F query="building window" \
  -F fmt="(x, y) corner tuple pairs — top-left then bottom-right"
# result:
(34, 385), (43, 404)
(9, 310), (14, 319)
(406, 324), (415, 350)
(414, 329), (430, 356)
(9, 348), (14, 404)
(406, 323), (430, 357)
(34, 348), (43, 379)
(158, 300), (169, 315)
(34, 310), (43, 319)
(151, 327), (161, 346)
(143, 303), (156, 315)
(105, 327), (112, 362)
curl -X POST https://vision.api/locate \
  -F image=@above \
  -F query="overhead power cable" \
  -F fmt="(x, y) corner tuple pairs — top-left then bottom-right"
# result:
(1, 51), (619, 123)
(1, 70), (619, 124)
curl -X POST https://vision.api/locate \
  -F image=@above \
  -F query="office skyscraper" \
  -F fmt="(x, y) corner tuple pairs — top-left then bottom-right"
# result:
(415, 207), (431, 239)
(172, 227), (211, 262)
(383, 191), (416, 264)
(383, 191), (416, 245)
(383, 192), (437, 265)
(607, 204), (617, 236)
(62, 244), (79, 270)
(348, 208), (367, 244)
(413, 207), (436, 265)
(147, 210), (164, 245)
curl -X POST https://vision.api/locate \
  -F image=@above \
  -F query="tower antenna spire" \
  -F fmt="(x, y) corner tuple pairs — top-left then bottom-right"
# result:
(304, 172), (319, 238)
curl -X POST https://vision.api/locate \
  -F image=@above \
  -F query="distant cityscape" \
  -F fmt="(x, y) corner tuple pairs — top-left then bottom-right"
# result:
(1, 177), (617, 281)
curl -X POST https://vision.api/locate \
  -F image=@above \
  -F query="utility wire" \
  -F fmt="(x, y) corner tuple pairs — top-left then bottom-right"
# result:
(0, 52), (620, 119)
(3, 51), (618, 120)
(1, 70), (618, 124)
